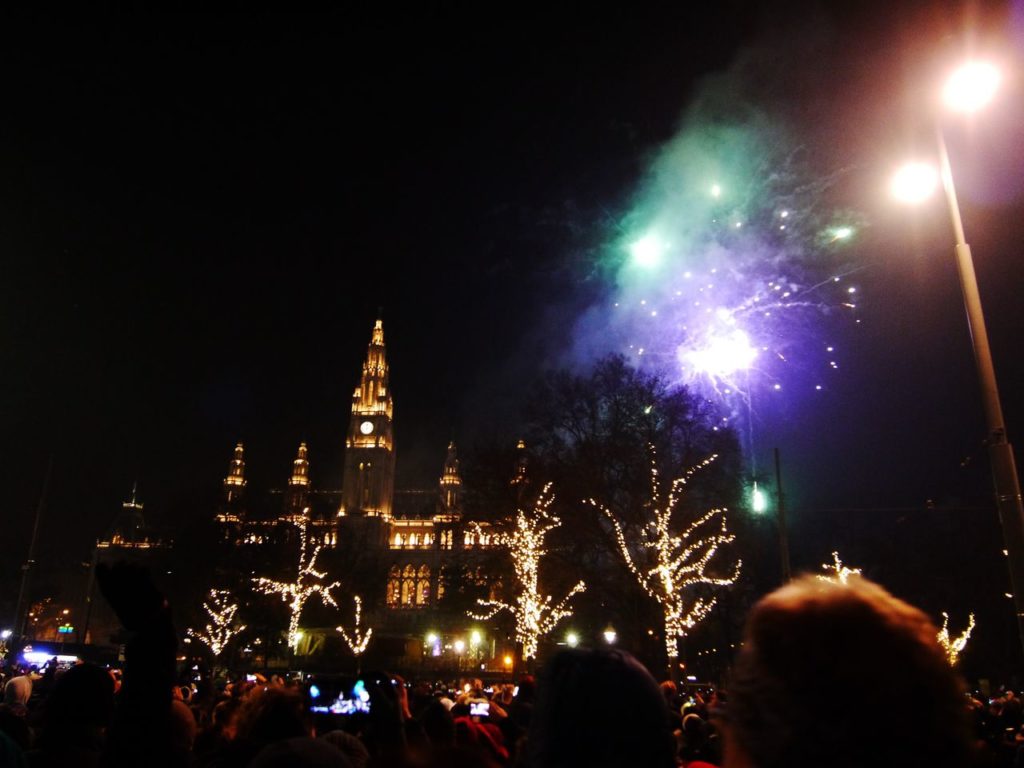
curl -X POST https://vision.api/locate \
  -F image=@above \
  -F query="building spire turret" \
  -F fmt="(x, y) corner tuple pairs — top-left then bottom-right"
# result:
(439, 441), (463, 516)
(224, 442), (246, 503)
(283, 442), (311, 519)
(511, 439), (530, 502)
(289, 442), (310, 487)
(108, 483), (146, 545)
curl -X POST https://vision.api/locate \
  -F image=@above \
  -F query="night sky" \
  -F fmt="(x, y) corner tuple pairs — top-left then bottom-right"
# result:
(3, 5), (1023, 653)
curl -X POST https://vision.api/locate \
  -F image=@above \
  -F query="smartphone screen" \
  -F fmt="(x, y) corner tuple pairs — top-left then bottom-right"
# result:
(470, 701), (490, 717)
(309, 677), (371, 715)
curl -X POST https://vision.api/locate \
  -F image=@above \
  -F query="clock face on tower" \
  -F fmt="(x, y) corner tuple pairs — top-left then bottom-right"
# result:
(359, 420), (375, 435)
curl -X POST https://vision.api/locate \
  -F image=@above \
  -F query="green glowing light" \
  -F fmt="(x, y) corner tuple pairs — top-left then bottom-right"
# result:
(831, 226), (854, 241)
(751, 482), (767, 514)
(630, 235), (665, 268)
(710, 183), (722, 198)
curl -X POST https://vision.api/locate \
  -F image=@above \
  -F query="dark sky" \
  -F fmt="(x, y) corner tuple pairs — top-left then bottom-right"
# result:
(2, 5), (1023, 629)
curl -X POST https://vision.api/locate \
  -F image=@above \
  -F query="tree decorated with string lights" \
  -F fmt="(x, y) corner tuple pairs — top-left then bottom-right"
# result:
(818, 551), (861, 585)
(936, 612), (975, 667)
(253, 514), (340, 650)
(336, 595), (373, 659)
(187, 588), (246, 658)
(586, 449), (740, 667)
(469, 484), (586, 662)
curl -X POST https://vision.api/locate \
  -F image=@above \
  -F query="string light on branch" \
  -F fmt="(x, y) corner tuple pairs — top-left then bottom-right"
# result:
(187, 589), (246, 658)
(937, 612), (975, 666)
(818, 551), (861, 584)
(336, 595), (373, 656)
(469, 483), (586, 661)
(586, 448), (740, 660)
(253, 511), (340, 649)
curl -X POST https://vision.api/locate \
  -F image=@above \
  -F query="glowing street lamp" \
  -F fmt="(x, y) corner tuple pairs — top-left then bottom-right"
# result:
(603, 625), (617, 644)
(892, 59), (1024, 656)
(566, 631), (579, 648)
(943, 60), (1001, 113)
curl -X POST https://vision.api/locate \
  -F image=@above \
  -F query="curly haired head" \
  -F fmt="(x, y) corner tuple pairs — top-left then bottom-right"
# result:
(725, 575), (972, 768)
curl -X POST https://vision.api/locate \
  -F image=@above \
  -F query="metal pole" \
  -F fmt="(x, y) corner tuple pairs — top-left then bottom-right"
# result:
(774, 448), (792, 583)
(80, 547), (98, 646)
(938, 128), (1024, 658)
(13, 456), (52, 638)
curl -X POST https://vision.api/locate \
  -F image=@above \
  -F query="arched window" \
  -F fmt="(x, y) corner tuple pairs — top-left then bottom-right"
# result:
(416, 565), (431, 606)
(393, 533), (404, 548)
(386, 566), (401, 607)
(464, 531), (475, 547)
(441, 530), (452, 549)
(409, 533), (419, 547)
(401, 565), (416, 606)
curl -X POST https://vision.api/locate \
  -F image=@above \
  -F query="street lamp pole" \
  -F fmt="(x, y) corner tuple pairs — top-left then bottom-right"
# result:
(936, 128), (1024, 657)
(774, 447), (792, 583)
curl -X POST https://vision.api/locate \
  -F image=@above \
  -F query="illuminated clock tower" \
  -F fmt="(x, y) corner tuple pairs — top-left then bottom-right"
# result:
(340, 318), (395, 519)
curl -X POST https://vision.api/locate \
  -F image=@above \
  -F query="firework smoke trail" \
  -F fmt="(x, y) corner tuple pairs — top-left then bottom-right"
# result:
(571, 102), (864, 478)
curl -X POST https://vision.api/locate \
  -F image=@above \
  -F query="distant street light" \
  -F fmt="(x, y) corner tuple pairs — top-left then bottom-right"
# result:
(892, 60), (1024, 658)
(602, 625), (617, 644)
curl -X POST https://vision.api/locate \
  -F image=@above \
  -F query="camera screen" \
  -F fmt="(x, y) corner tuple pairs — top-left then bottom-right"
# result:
(309, 678), (371, 715)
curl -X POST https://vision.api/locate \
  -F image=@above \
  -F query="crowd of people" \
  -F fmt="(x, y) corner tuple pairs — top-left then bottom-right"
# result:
(0, 563), (1016, 767)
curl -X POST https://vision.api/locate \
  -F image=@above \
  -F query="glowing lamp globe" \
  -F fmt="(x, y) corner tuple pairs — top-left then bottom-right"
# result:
(891, 163), (938, 204)
(943, 61), (1001, 113)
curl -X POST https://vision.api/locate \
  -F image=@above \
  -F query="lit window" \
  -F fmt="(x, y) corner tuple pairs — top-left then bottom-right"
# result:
(401, 565), (416, 606)
(386, 566), (401, 607)
(416, 565), (431, 606)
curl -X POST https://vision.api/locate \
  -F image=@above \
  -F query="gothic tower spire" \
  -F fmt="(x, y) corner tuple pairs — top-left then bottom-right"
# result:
(224, 442), (246, 503)
(511, 439), (530, 503)
(289, 442), (310, 487)
(340, 317), (396, 519)
(438, 441), (463, 517)
(284, 442), (311, 519)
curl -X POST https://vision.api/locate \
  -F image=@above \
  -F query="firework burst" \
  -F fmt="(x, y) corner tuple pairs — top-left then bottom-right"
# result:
(572, 117), (864, 481)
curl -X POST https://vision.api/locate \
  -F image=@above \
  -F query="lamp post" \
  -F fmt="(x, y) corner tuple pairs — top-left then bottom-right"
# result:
(893, 60), (1024, 657)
